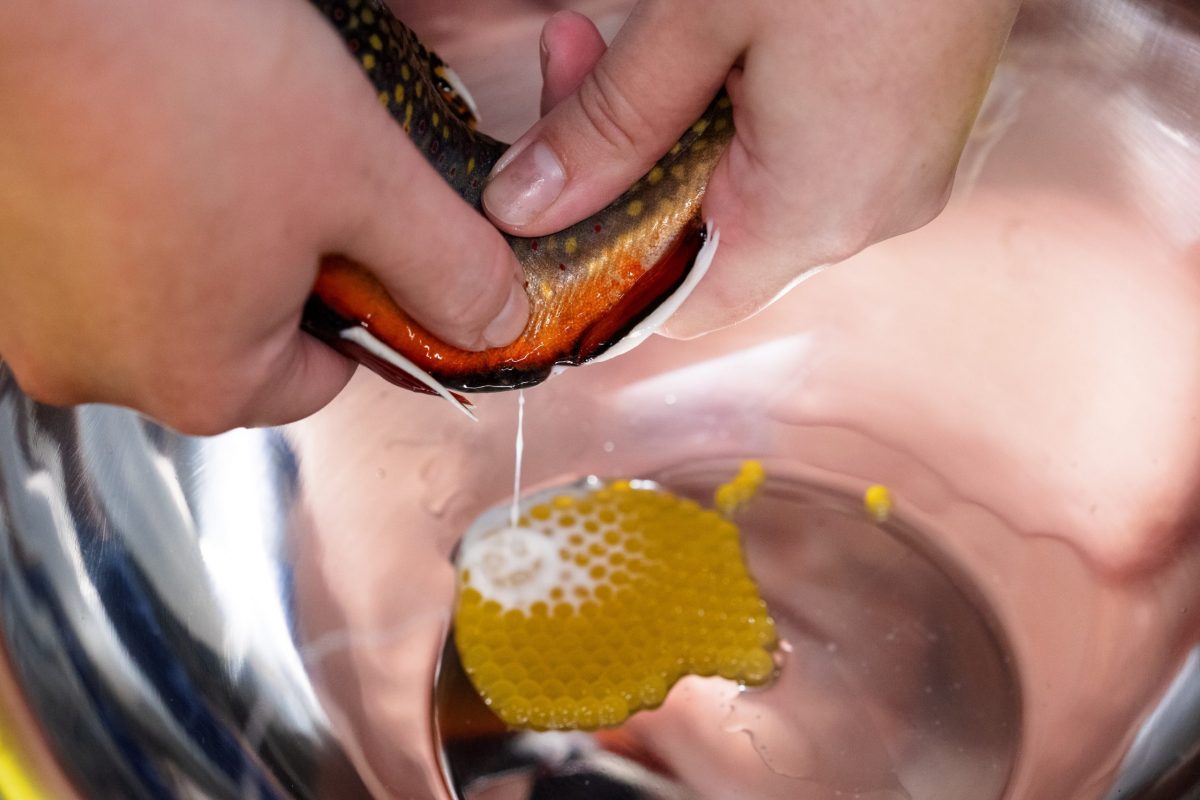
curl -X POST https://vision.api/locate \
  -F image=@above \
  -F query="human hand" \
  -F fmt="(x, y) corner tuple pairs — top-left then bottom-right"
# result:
(483, 0), (1020, 337)
(0, 0), (528, 434)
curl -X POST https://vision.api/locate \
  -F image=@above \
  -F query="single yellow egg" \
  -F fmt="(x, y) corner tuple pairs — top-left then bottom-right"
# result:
(864, 484), (893, 523)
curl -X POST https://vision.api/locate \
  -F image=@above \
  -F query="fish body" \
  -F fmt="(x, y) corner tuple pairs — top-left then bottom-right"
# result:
(303, 0), (733, 397)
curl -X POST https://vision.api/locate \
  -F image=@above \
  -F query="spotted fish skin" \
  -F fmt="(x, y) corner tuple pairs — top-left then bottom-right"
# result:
(309, 0), (505, 202)
(304, 0), (734, 392)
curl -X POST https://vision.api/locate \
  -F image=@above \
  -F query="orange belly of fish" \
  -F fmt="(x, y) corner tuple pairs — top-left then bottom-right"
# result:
(306, 222), (705, 393)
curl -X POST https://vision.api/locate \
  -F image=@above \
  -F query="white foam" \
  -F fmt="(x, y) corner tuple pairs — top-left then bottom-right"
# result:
(457, 483), (613, 612)
(458, 525), (562, 610)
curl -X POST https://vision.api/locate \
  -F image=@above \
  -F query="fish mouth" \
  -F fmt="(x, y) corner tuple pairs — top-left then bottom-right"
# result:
(302, 219), (717, 402)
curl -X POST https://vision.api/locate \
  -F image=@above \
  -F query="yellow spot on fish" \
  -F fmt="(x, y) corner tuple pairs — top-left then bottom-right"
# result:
(715, 460), (766, 516)
(626, 199), (645, 217)
(377, 90), (389, 107)
(393, 84), (405, 103)
(864, 484), (893, 523)
(692, 119), (710, 135)
(369, 34), (383, 51)
(714, 117), (728, 132)
(669, 143), (683, 156)
(670, 164), (686, 181)
(360, 8), (375, 24)
(647, 166), (664, 185)
(431, 112), (439, 128)
(415, 82), (423, 99)
(361, 53), (376, 71)
(718, 96), (732, 109)
(404, 102), (413, 132)
(453, 467), (778, 731)
(401, 63), (411, 82)
(466, 157), (476, 175)
(443, 125), (451, 140)
(691, 138), (709, 152)
(564, 237), (578, 255)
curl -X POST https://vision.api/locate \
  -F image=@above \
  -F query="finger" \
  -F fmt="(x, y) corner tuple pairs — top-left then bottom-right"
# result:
(325, 67), (530, 352)
(242, 331), (357, 429)
(483, 1), (747, 236)
(539, 11), (607, 115)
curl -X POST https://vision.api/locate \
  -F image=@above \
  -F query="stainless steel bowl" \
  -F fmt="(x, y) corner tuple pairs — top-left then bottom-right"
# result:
(1, 0), (1198, 797)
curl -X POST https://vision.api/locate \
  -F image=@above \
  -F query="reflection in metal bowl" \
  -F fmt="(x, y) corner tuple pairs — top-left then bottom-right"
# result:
(0, 381), (372, 798)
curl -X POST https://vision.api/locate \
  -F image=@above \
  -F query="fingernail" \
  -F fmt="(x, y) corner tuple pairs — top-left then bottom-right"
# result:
(480, 273), (530, 349)
(483, 141), (565, 228)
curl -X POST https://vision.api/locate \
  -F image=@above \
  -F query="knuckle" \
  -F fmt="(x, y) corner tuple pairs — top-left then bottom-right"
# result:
(572, 66), (650, 157)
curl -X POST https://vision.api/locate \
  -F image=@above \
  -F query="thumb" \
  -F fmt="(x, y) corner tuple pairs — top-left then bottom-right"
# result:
(483, 2), (744, 237)
(330, 79), (529, 352)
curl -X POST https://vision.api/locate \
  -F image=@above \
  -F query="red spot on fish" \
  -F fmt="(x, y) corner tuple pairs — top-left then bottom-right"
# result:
(530, 241), (539, 251)
(594, 224), (603, 233)
(558, 263), (566, 271)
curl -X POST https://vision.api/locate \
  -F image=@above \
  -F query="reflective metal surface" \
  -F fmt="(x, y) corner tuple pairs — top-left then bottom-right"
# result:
(1, 0), (1199, 798)
(0, 372), (371, 798)
(1105, 647), (1200, 800)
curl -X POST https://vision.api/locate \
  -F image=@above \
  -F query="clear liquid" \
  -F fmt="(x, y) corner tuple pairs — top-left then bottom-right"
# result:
(434, 462), (1019, 800)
